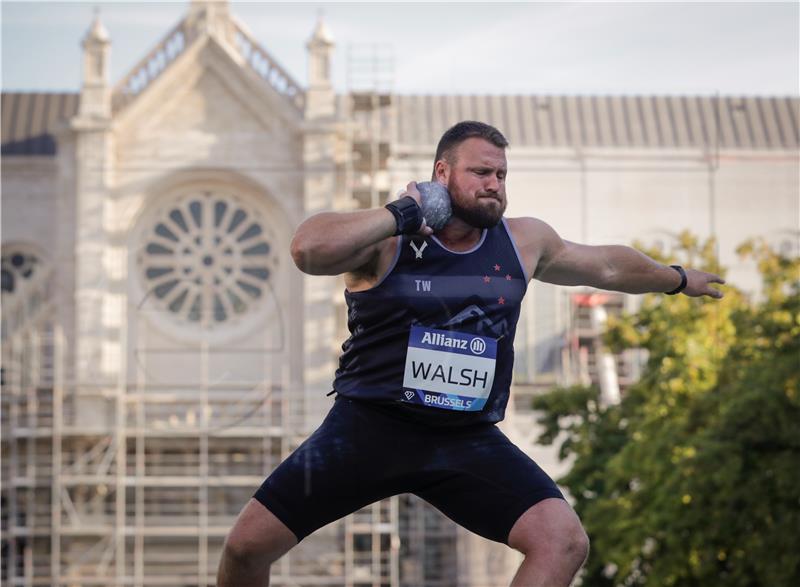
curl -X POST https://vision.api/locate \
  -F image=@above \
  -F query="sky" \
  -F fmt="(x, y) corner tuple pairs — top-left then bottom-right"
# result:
(1, 1), (798, 96)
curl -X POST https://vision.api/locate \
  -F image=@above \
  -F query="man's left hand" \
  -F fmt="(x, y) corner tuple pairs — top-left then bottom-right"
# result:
(683, 268), (725, 299)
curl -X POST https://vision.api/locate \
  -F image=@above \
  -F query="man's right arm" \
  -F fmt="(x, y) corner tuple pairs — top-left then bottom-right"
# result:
(290, 207), (398, 276)
(291, 181), (433, 277)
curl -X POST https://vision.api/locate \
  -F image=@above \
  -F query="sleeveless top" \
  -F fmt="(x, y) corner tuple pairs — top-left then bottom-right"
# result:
(333, 218), (528, 426)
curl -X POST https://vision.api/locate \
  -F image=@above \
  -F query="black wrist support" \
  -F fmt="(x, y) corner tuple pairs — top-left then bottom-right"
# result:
(665, 264), (687, 295)
(385, 196), (423, 235)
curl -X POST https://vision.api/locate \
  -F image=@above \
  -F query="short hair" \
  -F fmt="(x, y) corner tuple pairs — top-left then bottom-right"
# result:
(433, 121), (509, 166)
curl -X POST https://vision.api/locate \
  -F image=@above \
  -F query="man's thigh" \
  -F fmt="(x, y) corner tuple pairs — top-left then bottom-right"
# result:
(253, 397), (402, 541)
(414, 424), (564, 544)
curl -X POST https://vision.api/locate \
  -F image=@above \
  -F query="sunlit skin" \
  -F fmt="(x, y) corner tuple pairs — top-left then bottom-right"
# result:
(432, 137), (508, 248)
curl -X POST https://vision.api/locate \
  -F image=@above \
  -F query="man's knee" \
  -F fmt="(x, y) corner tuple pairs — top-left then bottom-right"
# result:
(220, 499), (297, 570)
(221, 532), (272, 572)
(221, 528), (295, 576)
(520, 518), (588, 565)
(509, 499), (589, 566)
(563, 523), (590, 566)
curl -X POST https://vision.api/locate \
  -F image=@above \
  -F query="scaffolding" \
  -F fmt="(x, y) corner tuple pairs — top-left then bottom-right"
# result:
(561, 290), (647, 398)
(0, 262), (350, 586)
(3, 290), (267, 586)
(337, 42), (403, 587)
(346, 43), (395, 211)
(2, 265), (60, 585)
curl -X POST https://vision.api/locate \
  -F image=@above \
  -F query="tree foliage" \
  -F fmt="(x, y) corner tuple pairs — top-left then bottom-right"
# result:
(533, 232), (800, 586)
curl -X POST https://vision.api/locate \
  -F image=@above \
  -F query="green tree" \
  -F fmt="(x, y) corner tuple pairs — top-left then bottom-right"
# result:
(533, 233), (800, 586)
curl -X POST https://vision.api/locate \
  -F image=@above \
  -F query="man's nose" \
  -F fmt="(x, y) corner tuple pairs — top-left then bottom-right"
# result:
(485, 175), (500, 193)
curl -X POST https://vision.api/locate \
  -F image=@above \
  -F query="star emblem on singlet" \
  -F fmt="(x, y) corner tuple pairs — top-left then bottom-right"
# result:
(498, 297), (506, 305)
(505, 274), (512, 281)
(483, 275), (491, 284)
(493, 264), (501, 272)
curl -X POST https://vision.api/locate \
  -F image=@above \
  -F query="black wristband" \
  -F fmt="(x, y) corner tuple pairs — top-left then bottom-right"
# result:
(665, 264), (687, 295)
(385, 196), (423, 235)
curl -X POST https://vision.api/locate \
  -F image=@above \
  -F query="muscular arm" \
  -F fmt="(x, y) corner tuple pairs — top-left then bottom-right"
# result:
(290, 207), (396, 276)
(291, 182), (432, 282)
(510, 217), (725, 298)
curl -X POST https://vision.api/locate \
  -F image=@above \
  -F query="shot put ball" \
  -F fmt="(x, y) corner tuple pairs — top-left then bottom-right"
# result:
(416, 181), (452, 230)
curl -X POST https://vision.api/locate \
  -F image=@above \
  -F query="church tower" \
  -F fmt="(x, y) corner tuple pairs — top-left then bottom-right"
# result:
(79, 11), (111, 118)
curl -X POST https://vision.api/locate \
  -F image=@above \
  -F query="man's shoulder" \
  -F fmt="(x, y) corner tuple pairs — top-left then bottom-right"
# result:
(505, 216), (545, 229)
(504, 216), (557, 245)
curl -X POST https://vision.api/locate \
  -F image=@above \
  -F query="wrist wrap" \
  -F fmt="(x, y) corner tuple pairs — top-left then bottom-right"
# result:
(665, 265), (687, 295)
(385, 196), (423, 235)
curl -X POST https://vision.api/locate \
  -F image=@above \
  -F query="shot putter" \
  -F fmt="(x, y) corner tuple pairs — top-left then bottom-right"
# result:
(416, 181), (452, 230)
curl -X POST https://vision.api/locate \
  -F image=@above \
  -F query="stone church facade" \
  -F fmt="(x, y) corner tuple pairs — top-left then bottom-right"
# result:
(2, 1), (797, 586)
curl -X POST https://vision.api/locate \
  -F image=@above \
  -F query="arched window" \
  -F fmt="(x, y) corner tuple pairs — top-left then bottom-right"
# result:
(1, 250), (39, 295)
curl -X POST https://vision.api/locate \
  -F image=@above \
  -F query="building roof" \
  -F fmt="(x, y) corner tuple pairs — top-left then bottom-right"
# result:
(393, 94), (800, 151)
(2, 92), (798, 156)
(1, 93), (79, 156)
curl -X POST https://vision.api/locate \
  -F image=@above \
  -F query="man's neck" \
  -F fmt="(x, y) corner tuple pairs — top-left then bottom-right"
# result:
(434, 217), (484, 251)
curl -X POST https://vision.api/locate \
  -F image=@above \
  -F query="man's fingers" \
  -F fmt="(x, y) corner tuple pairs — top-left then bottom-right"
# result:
(707, 274), (725, 296)
(404, 181), (422, 206)
(417, 218), (433, 236)
(704, 285), (724, 299)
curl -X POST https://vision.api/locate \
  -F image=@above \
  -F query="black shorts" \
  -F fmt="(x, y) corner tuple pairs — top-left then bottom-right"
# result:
(254, 396), (563, 544)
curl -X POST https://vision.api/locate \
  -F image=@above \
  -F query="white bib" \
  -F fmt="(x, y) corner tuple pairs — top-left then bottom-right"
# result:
(401, 325), (497, 411)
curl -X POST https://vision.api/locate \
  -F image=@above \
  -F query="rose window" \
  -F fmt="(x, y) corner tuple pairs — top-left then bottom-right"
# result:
(138, 193), (275, 326)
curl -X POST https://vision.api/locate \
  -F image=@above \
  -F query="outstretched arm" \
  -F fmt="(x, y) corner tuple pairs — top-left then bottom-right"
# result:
(512, 218), (725, 298)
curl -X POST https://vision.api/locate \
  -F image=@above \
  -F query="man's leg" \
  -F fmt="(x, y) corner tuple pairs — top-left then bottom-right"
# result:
(217, 397), (397, 585)
(410, 422), (586, 586)
(217, 499), (298, 587)
(507, 498), (589, 587)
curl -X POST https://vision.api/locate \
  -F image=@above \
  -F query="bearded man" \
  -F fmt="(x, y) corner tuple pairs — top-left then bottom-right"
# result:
(217, 120), (725, 587)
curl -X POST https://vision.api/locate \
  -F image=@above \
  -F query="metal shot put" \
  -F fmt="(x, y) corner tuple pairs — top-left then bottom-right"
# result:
(217, 121), (725, 587)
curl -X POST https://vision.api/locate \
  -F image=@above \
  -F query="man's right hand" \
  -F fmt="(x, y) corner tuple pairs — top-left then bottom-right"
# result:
(395, 181), (433, 237)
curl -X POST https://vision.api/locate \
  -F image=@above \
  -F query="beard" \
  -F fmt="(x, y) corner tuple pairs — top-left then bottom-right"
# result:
(448, 180), (507, 228)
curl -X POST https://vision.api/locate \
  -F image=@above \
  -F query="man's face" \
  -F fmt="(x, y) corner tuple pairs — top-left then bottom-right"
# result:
(438, 138), (507, 228)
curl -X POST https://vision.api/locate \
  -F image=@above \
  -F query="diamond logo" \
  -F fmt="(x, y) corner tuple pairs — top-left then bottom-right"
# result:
(404, 390), (414, 400)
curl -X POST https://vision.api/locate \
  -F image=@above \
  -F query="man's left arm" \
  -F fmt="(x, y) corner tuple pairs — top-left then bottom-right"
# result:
(512, 217), (725, 298)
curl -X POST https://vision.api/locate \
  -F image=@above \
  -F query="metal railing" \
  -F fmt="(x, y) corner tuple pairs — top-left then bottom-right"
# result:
(112, 20), (192, 113)
(231, 19), (305, 111)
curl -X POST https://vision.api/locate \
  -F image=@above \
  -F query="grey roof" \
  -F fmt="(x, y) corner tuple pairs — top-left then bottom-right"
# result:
(3, 92), (798, 156)
(1, 93), (79, 156)
(393, 95), (800, 150)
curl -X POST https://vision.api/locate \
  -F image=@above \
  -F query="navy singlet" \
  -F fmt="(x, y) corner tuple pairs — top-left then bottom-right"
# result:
(333, 217), (529, 426)
(254, 218), (566, 543)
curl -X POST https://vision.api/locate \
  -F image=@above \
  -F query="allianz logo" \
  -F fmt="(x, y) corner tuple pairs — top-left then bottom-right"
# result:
(421, 332), (487, 355)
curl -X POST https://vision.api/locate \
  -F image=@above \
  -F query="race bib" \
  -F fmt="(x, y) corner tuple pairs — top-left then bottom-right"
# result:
(401, 325), (497, 411)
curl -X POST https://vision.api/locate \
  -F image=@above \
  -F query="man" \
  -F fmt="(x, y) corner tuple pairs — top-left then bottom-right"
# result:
(217, 121), (725, 586)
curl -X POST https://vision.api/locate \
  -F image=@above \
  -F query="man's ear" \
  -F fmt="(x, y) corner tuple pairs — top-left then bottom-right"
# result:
(433, 159), (450, 184)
